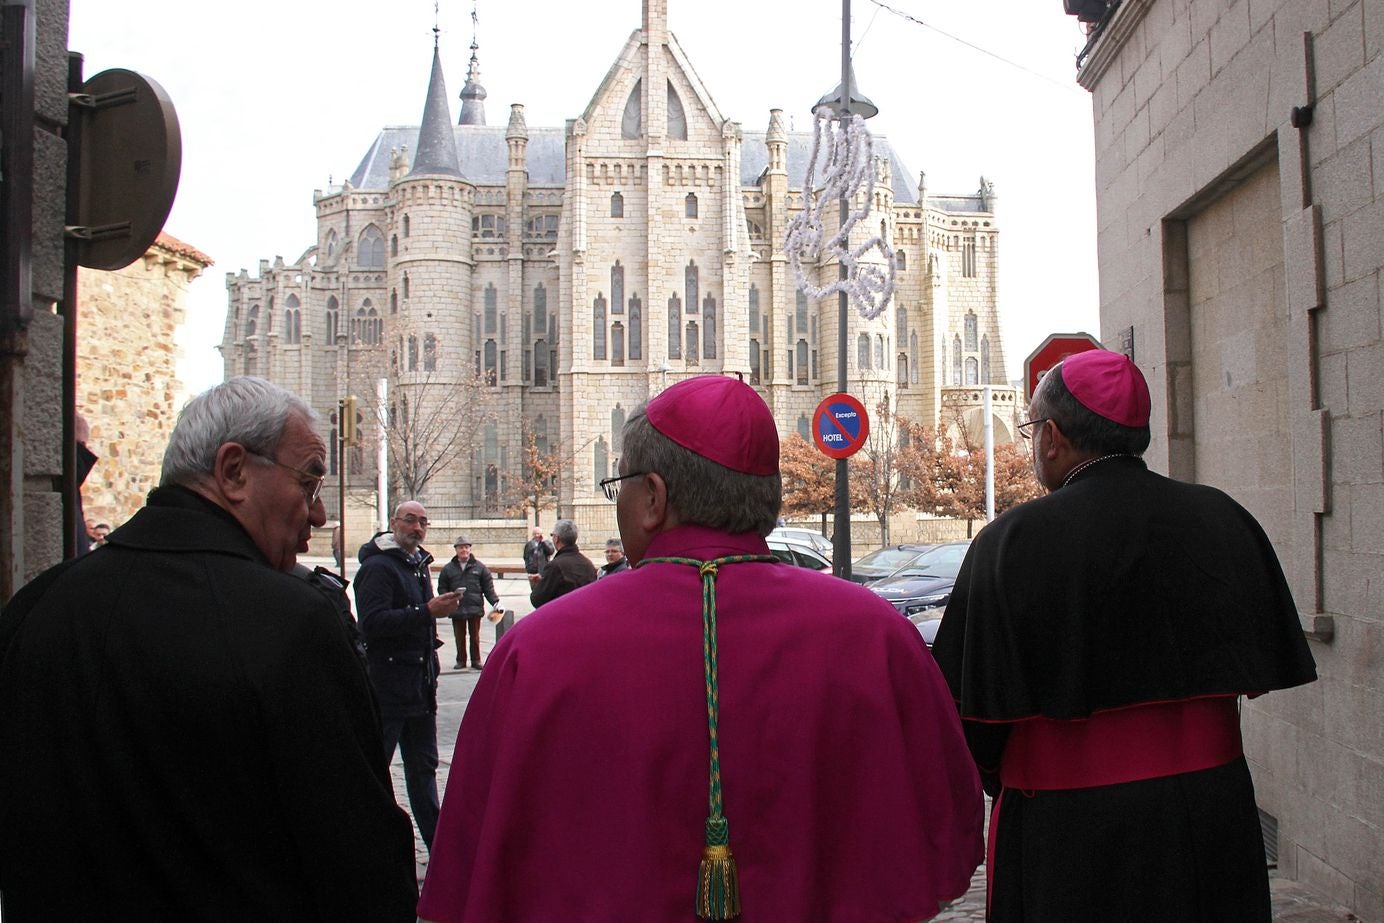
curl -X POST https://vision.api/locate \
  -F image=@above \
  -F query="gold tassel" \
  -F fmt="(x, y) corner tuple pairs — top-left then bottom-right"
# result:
(695, 842), (741, 920)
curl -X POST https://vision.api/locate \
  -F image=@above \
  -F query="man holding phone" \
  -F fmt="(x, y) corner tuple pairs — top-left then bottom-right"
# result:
(354, 500), (458, 852)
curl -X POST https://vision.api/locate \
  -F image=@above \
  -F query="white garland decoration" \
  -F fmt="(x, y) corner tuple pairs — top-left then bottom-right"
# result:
(784, 107), (897, 320)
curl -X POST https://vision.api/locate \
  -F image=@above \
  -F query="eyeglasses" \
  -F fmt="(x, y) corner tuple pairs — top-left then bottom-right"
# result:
(1017, 417), (1049, 441)
(249, 451), (325, 506)
(598, 471), (647, 502)
(396, 514), (430, 528)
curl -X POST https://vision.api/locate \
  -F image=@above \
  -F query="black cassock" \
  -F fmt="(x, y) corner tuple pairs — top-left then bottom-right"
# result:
(933, 455), (1317, 923)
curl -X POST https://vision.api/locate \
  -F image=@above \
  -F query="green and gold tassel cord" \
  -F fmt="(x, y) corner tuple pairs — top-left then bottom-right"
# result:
(637, 553), (777, 920)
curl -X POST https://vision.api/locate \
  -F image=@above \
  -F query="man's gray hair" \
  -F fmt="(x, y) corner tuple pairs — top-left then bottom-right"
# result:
(160, 377), (318, 487)
(621, 403), (781, 536)
(605, 538), (623, 550)
(552, 519), (579, 546)
(1032, 363), (1151, 457)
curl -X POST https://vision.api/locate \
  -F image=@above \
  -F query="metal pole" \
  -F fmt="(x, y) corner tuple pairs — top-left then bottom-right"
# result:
(983, 385), (995, 522)
(337, 397), (349, 578)
(60, 51), (83, 558)
(832, 0), (853, 580)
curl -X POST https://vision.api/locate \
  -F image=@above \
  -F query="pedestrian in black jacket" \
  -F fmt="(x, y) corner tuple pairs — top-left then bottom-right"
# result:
(353, 501), (461, 852)
(529, 519), (598, 607)
(0, 376), (417, 920)
(437, 535), (500, 671)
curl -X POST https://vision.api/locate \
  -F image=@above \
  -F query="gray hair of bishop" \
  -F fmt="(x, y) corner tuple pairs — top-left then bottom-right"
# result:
(1032, 362), (1151, 457)
(160, 376), (318, 487)
(620, 402), (782, 537)
(552, 519), (579, 546)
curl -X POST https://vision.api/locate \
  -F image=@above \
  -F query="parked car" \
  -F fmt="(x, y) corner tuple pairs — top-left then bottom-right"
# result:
(848, 543), (939, 585)
(766, 536), (832, 572)
(769, 527), (833, 561)
(865, 542), (971, 647)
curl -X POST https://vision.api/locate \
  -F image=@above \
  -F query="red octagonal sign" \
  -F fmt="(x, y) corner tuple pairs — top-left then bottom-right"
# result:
(1024, 332), (1103, 401)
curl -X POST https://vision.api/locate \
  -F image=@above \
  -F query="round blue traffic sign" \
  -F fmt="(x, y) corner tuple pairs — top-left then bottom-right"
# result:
(812, 393), (870, 459)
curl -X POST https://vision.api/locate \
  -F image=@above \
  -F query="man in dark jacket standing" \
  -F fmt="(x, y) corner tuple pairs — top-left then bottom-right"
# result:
(529, 518), (597, 607)
(354, 500), (461, 851)
(0, 377), (417, 920)
(438, 535), (501, 671)
(522, 526), (554, 588)
(597, 537), (629, 578)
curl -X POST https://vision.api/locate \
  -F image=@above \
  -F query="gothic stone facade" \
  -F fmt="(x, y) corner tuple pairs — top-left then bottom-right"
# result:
(222, 0), (1012, 522)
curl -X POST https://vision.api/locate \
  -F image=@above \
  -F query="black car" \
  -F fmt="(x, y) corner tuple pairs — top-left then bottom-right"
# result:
(849, 543), (938, 585)
(865, 542), (971, 646)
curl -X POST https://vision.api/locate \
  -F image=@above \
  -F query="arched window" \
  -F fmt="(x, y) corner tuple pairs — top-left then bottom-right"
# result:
(621, 79), (642, 139)
(402, 214), (410, 237)
(896, 303), (908, 341)
(963, 238), (977, 277)
(686, 321), (699, 363)
(359, 226), (385, 268)
(965, 356), (979, 385)
(796, 290), (808, 334)
(354, 302), (381, 346)
(748, 285), (760, 334)
(667, 294), (682, 358)
(897, 354), (909, 387)
(965, 312), (978, 351)
(628, 295), (642, 360)
(910, 331), (920, 384)
(594, 437), (609, 487)
(484, 339), (498, 384)
(703, 294), (717, 359)
(424, 333), (437, 371)
(611, 321), (625, 365)
(749, 338), (761, 384)
(403, 274), (410, 299)
(533, 283), (547, 332)
(390, 290), (398, 314)
(896, 249), (907, 270)
(611, 263), (624, 315)
(245, 304), (260, 338)
(685, 193), (698, 219)
(981, 336), (991, 383)
(611, 191), (624, 218)
(876, 334), (885, 369)
(952, 335), (962, 385)
(593, 294), (607, 360)
(797, 414), (811, 440)
(391, 235), (398, 257)
(611, 405), (626, 452)
(325, 296), (339, 341)
(667, 80), (688, 140)
(857, 332), (871, 370)
(534, 339), (549, 387)
(685, 261), (698, 314)
(484, 285), (498, 334)
(796, 340), (808, 385)
(283, 295), (301, 344)
(324, 230), (338, 259)
(408, 335), (419, 371)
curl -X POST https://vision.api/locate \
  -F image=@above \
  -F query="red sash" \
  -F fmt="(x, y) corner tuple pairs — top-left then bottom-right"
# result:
(999, 696), (1243, 791)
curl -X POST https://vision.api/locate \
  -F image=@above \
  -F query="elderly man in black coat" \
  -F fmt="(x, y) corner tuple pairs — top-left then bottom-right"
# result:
(0, 376), (417, 921)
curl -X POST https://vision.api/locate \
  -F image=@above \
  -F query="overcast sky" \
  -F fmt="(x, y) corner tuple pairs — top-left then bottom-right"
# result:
(67, 0), (1101, 395)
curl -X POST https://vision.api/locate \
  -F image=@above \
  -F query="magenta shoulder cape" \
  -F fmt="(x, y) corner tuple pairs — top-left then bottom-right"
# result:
(419, 525), (983, 923)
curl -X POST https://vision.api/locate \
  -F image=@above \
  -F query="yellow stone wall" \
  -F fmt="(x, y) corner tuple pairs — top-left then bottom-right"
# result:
(77, 234), (212, 531)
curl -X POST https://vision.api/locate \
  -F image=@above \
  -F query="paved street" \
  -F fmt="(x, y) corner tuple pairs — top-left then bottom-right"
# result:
(369, 564), (1356, 922)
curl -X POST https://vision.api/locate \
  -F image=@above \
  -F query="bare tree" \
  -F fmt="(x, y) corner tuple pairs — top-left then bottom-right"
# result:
(848, 389), (908, 547)
(349, 346), (494, 508)
(505, 421), (562, 526)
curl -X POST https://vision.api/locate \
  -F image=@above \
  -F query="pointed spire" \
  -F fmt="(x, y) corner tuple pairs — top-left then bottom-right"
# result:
(409, 42), (463, 178)
(766, 108), (787, 144)
(458, 41), (487, 125)
(506, 103), (528, 142)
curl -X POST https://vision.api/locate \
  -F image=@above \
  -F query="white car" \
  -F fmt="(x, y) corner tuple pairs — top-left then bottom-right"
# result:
(768, 527), (834, 562)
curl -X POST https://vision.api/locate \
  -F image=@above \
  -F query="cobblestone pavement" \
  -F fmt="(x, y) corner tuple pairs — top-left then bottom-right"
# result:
(376, 564), (1358, 922)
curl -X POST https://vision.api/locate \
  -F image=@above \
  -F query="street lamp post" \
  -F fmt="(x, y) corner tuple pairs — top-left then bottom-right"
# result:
(816, 0), (878, 579)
